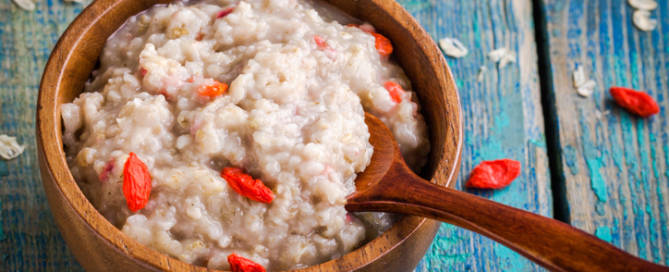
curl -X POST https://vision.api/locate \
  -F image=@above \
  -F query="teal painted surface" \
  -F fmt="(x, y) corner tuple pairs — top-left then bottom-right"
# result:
(540, 0), (669, 265)
(404, 0), (553, 271)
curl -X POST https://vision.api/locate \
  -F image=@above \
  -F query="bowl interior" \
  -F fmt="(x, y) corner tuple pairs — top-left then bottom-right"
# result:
(37, 0), (462, 271)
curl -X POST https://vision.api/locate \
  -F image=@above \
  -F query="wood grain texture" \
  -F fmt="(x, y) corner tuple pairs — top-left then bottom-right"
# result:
(0, 0), (88, 271)
(400, 0), (553, 271)
(540, 0), (669, 265)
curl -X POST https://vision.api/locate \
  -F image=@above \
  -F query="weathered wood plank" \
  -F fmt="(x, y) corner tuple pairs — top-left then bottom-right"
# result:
(404, 0), (553, 271)
(540, 0), (669, 265)
(0, 0), (551, 271)
(0, 0), (88, 271)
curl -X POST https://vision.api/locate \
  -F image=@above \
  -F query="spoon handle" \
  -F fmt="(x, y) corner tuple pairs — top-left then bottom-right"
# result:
(346, 175), (667, 272)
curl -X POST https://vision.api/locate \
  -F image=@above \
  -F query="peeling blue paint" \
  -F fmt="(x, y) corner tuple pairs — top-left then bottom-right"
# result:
(586, 158), (607, 202)
(494, 242), (528, 271)
(595, 226), (612, 243)
(562, 145), (579, 175)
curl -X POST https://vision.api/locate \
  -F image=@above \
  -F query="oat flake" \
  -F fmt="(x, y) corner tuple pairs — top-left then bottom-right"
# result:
(438, 38), (468, 58)
(0, 135), (25, 160)
(628, 0), (658, 11)
(633, 10), (657, 31)
(576, 80), (596, 97)
(488, 48), (515, 68)
(12, 0), (35, 10)
(572, 66), (596, 97)
(572, 66), (586, 88)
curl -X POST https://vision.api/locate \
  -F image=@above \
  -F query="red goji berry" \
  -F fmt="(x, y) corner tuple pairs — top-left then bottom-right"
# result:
(466, 159), (521, 189)
(221, 167), (274, 203)
(384, 81), (404, 103)
(610, 87), (660, 117)
(314, 35), (328, 49)
(216, 7), (234, 18)
(123, 152), (152, 212)
(197, 80), (228, 98)
(139, 68), (147, 77)
(372, 32), (393, 57)
(228, 254), (265, 272)
(349, 24), (393, 57)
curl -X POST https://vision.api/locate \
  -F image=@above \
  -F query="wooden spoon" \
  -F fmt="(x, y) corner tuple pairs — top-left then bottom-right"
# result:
(347, 113), (668, 272)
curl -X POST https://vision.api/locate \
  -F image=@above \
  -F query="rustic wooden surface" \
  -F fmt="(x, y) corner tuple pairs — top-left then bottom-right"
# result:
(3, 0), (666, 271)
(539, 0), (669, 266)
(405, 0), (552, 271)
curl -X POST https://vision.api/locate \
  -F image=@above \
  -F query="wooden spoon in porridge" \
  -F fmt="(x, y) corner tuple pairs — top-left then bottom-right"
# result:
(347, 113), (668, 272)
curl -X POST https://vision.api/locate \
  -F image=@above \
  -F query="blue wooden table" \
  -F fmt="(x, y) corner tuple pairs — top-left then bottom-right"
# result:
(0, 0), (667, 271)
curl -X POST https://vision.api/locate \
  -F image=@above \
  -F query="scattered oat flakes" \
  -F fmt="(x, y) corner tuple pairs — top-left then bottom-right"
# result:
(13, 0), (35, 10)
(488, 48), (515, 68)
(572, 66), (596, 97)
(0, 135), (25, 160)
(438, 38), (468, 58)
(477, 66), (487, 82)
(488, 48), (507, 62)
(633, 10), (657, 31)
(628, 0), (657, 11)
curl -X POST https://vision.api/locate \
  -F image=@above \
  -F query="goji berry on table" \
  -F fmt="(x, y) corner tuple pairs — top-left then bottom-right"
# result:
(123, 152), (152, 212)
(466, 159), (521, 189)
(384, 81), (404, 103)
(609, 86), (660, 117)
(197, 80), (228, 98)
(228, 254), (266, 272)
(221, 167), (275, 203)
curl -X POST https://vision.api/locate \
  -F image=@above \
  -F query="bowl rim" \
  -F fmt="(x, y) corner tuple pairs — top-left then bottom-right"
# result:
(36, 0), (463, 271)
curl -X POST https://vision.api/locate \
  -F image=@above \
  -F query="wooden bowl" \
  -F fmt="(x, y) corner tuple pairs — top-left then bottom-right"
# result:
(36, 0), (462, 271)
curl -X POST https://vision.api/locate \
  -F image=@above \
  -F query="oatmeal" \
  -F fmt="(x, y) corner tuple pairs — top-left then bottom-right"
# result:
(61, 0), (429, 270)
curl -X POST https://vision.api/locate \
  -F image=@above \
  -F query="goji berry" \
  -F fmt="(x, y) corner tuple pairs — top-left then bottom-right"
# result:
(314, 35), (328, 50)
(384, 81), (404, 103)
(228, 254), (265, 272)
(139, 68), (147, 77)
(221, 167), (274, 203)
(610, 87), (660, 117)
(216, 7), (234, 18)
(466, 159), (521, 189)
(349, 24), (393, 57)
(372, 32), (393, 57)
(123, 152), (152, 212)
(197, 80), (228, 98)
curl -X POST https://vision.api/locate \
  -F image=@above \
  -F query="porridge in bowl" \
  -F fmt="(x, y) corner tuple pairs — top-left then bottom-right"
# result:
(61, 0), (429, 270)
